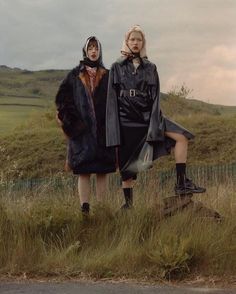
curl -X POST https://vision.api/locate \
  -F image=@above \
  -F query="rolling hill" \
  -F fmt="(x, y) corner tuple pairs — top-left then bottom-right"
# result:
(0, 65), (236, 180)
(0, 65), (67, 135)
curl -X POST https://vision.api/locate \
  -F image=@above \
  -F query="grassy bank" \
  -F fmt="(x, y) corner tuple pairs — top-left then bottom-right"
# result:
(0, 104), (46, 136)
(1, 110), (236, 180)
(0, 179), (235, 281)
(0, 66), (66, 135)
(1, 66), (236, 178)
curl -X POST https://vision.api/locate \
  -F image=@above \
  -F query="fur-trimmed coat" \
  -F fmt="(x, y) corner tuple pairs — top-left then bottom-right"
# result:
(55, 64), (116, 174)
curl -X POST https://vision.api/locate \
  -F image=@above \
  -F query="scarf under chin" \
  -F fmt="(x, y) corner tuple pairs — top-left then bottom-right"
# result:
(121, 50), (142, 62)
(82, 58), (100, 68)
(85, 66), (97, 94)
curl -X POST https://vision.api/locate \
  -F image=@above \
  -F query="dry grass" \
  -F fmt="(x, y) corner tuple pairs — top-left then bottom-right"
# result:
(0, 178), (235, 281)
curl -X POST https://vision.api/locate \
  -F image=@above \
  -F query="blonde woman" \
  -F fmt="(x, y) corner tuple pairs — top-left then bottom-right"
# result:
(106, 25), (205, 209)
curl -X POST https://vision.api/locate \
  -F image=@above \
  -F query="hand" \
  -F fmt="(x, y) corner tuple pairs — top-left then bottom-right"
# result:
(56, 111), (63, 126)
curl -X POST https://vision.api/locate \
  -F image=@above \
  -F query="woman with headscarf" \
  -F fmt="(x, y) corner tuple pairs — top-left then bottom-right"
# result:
(56, 36), (116, 214)
(106, 25), (206, 209)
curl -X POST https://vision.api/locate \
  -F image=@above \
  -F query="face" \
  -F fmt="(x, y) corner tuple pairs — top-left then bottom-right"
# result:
(87, 41), (99, 61)
(127, 31), (143, 53)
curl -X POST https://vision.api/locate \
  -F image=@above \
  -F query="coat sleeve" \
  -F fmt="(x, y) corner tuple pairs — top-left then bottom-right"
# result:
(146, 65), (165, 142)
(106, 64), (121, 147)
(55, 71), (73, 112)
(55, 71), (87, 138)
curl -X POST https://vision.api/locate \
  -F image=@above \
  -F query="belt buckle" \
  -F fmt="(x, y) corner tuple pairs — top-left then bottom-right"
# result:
(130, 89), (136, 97)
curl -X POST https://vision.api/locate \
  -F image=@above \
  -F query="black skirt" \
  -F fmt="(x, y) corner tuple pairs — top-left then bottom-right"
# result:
(118, 125), (148, 181)
(118, 117), (194, 181)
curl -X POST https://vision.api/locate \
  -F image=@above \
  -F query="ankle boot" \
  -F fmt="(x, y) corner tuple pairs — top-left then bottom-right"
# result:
(121, 188), (133, 209)
(81, 202), (90, 214)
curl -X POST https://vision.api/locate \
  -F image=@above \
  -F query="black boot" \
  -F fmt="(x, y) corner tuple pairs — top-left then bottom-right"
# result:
(121, 188), (133, 209)
(175, 178), (206, 195)
(176, 163), (186, 186)
(175, 163), (206, 195)
(81, 202), (90, 215)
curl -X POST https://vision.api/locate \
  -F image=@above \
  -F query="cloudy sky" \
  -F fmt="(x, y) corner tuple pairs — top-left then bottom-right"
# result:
(0, 0), (235, 105)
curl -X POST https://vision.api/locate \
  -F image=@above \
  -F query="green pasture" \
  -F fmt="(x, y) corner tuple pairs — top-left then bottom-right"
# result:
(0, 110), (236, 180)
(0, 68), (67, 99)
(0, 96), (48, 106)
(0, 66), (236, 180)
(0, 94), (53, 135)
(0, 67), (67, 135)
(0, 104), (45, 135)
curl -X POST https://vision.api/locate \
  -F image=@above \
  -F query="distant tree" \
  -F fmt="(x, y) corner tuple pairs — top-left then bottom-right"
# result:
(167, 83), (193, 99)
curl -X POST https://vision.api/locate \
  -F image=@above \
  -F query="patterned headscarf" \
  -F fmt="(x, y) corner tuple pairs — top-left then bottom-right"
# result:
(82, 36), (105, 68)
(121, 25), (147, 59)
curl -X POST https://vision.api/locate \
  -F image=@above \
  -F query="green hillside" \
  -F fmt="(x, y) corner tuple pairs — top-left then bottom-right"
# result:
(0, 65), (67, 98)
(160, 93), (236, 117)
(1, 108), (236, 181)
(0, 65), (68, 135)
(1, 65), (236, 135)
(0, 66), (236, 180)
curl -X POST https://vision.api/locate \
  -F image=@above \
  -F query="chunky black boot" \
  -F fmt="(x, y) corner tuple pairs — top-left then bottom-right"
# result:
(175, 163), (206, 195)
(121, 188), (133, 209)
(175, 178), (206, 195)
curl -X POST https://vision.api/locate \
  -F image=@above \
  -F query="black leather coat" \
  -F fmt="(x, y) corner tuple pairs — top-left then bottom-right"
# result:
(106, 57), (194, 161)
(106, 57), (164, 146)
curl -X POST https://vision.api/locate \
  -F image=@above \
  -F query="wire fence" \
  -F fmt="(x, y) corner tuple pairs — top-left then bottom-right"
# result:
(0, 162), (236, 193)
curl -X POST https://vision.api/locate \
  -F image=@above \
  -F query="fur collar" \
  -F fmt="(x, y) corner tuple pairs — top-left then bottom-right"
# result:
(78, 67), (107, 97)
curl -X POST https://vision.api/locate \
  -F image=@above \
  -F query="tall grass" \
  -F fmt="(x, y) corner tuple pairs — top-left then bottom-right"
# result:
(0, 178), (235, 281)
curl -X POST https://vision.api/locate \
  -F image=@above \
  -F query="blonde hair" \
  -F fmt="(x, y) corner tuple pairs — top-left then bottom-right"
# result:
(121, 25), (147, 58)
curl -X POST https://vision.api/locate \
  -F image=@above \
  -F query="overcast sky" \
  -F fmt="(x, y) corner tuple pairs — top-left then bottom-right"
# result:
(0, 0), (235, 105)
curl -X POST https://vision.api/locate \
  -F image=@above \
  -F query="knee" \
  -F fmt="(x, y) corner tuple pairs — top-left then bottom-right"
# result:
(177, 134), (188, 145)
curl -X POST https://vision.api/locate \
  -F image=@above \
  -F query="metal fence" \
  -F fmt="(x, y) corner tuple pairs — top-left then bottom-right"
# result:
(0, 162), (236, 193)
(156, 162), (236, 187)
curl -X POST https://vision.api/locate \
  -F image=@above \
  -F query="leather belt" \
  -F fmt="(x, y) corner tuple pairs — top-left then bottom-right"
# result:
(120, 89), (147, 98)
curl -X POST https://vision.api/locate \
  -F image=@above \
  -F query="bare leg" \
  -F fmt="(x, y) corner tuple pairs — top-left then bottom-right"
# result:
(96, 173), (107, 202)
(165, 132), (188, 163)
(78, 174), (91, 205)
(165, 132), (206, 194)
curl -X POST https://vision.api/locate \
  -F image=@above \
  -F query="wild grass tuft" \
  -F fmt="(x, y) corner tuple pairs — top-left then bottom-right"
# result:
(0, 179), (235, 281)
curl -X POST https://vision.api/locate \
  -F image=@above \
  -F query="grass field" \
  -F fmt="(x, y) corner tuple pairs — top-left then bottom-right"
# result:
(0, 95), (51, 135)
(0, 105), (45, 135)
(0, 67), (67, 99)
(0, 66), (67, 135)
(0, 66), (235, 179)
(0, 66), (235, 283)
(0, 178), (235, 281)
(0, 109), (236, 180)
(0, 96), (48, 106)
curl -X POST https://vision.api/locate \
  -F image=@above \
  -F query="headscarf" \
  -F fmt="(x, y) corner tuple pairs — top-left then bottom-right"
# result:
(81, 36), (105, 68)
(121, 25), (147, 59)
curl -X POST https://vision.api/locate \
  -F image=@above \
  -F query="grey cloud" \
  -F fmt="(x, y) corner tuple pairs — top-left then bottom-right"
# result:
(0, 0), (235, 105)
